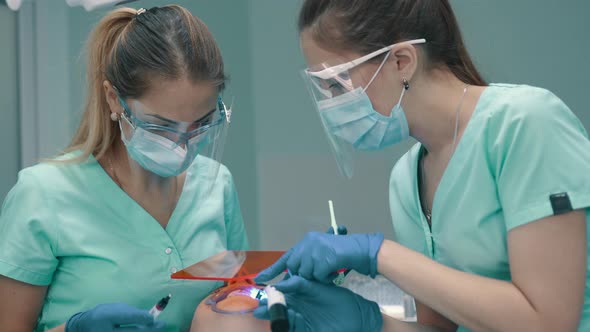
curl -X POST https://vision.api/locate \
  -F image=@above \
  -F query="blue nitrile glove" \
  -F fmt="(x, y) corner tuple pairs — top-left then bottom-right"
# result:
(65, 303), (166, 332)
(327, 225), (348, 235)
(253, 275), (383, 332)
(326, 225), (350, 284)
(255, 232), (384, 284)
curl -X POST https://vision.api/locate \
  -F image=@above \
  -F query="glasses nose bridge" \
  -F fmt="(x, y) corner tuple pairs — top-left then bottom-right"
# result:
(171, 134), (189, 148)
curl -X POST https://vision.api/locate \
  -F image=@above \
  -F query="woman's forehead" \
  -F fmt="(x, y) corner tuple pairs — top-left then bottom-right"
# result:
(136, 78), (219, 123)
(300, 30), (359, 67)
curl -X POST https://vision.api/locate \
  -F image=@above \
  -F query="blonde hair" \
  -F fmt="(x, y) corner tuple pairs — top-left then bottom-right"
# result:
(60, 5), (226, 163)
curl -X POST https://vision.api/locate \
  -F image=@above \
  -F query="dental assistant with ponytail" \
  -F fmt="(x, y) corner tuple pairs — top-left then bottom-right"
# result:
(255, 1), (590, 331)
(0, 5), (247, 332)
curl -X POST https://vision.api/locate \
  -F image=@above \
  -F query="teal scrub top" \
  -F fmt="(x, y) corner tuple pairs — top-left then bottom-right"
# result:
(389, 84), (590, 332)
(0, 152), (249, 331)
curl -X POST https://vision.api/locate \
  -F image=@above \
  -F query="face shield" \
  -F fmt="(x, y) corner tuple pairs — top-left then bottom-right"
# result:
(171, 250), (286, 282)
(301, 39), (426, 178)
(118, 94), (232, 195)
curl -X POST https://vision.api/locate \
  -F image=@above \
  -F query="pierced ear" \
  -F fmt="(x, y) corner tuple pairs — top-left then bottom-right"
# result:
(103, 80), (122, 114)
(392, 46), (419, 82)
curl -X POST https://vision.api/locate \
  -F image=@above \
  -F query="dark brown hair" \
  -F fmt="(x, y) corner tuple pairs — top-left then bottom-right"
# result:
(63, 5), (226, 162)
(299, 0), (486, 86)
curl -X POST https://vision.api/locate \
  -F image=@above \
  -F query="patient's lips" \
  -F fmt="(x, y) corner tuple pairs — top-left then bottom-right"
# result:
(216, 295), (259, 311)
(191, 286), (272, 332)
(207, 282), (266, 314)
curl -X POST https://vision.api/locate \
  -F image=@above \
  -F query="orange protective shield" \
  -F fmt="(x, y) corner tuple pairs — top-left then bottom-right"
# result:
(171, 250), (285, 282)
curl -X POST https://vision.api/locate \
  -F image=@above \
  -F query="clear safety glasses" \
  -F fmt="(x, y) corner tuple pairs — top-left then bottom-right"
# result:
(301, 39), (426, 178)
(118, 95), (231, 146)
(117, 94), (233, 202)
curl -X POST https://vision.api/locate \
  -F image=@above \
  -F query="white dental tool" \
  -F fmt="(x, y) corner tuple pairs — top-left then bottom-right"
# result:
(328, 200), (346, 285)
(329, 200), (338, 234)
(265, 286), (289, 332)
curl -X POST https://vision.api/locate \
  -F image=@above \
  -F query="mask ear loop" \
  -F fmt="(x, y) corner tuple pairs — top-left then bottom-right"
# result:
(394, 79), (409, 114)
(363, 50), (392, 92)
(360, 49), (408, 117)
(118, 112), (137, 144)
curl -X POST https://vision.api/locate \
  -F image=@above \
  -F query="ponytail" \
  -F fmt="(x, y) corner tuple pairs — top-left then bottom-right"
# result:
(63, 8), (135, 163)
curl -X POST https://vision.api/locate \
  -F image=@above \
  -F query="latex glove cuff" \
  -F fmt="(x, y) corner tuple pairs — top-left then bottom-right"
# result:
(369, 233), (385, 278)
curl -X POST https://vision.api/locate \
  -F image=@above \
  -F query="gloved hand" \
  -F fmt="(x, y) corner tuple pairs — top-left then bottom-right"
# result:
(326, 225), (350, 285)
(255, 232), (384, 284)
(327, 225), (348, 235)
(65, 303), (166, 332)
(253, 275), (383, 332)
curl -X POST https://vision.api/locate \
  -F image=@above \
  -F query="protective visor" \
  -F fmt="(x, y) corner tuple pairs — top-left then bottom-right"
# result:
(301, 39), (426, 178)
(118, 95), (233, 197)
(171, 250), (286, 282)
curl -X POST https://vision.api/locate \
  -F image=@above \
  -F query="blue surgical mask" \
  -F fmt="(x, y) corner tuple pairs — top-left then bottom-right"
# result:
(119, 120), (210, 177)
(318, 86), (409, 151)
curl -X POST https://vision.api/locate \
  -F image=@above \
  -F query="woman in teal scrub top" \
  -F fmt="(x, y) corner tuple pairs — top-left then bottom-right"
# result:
(0, 5), (247, 332)
(254, 1), (589, 331)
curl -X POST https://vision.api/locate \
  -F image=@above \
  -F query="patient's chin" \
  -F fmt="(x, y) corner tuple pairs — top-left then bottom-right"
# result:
(190, 293), (271, 332)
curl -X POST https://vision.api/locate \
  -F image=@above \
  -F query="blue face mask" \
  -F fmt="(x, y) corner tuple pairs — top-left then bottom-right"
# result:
(119, 119), (211, 177)
(318, 86), (409, 151)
